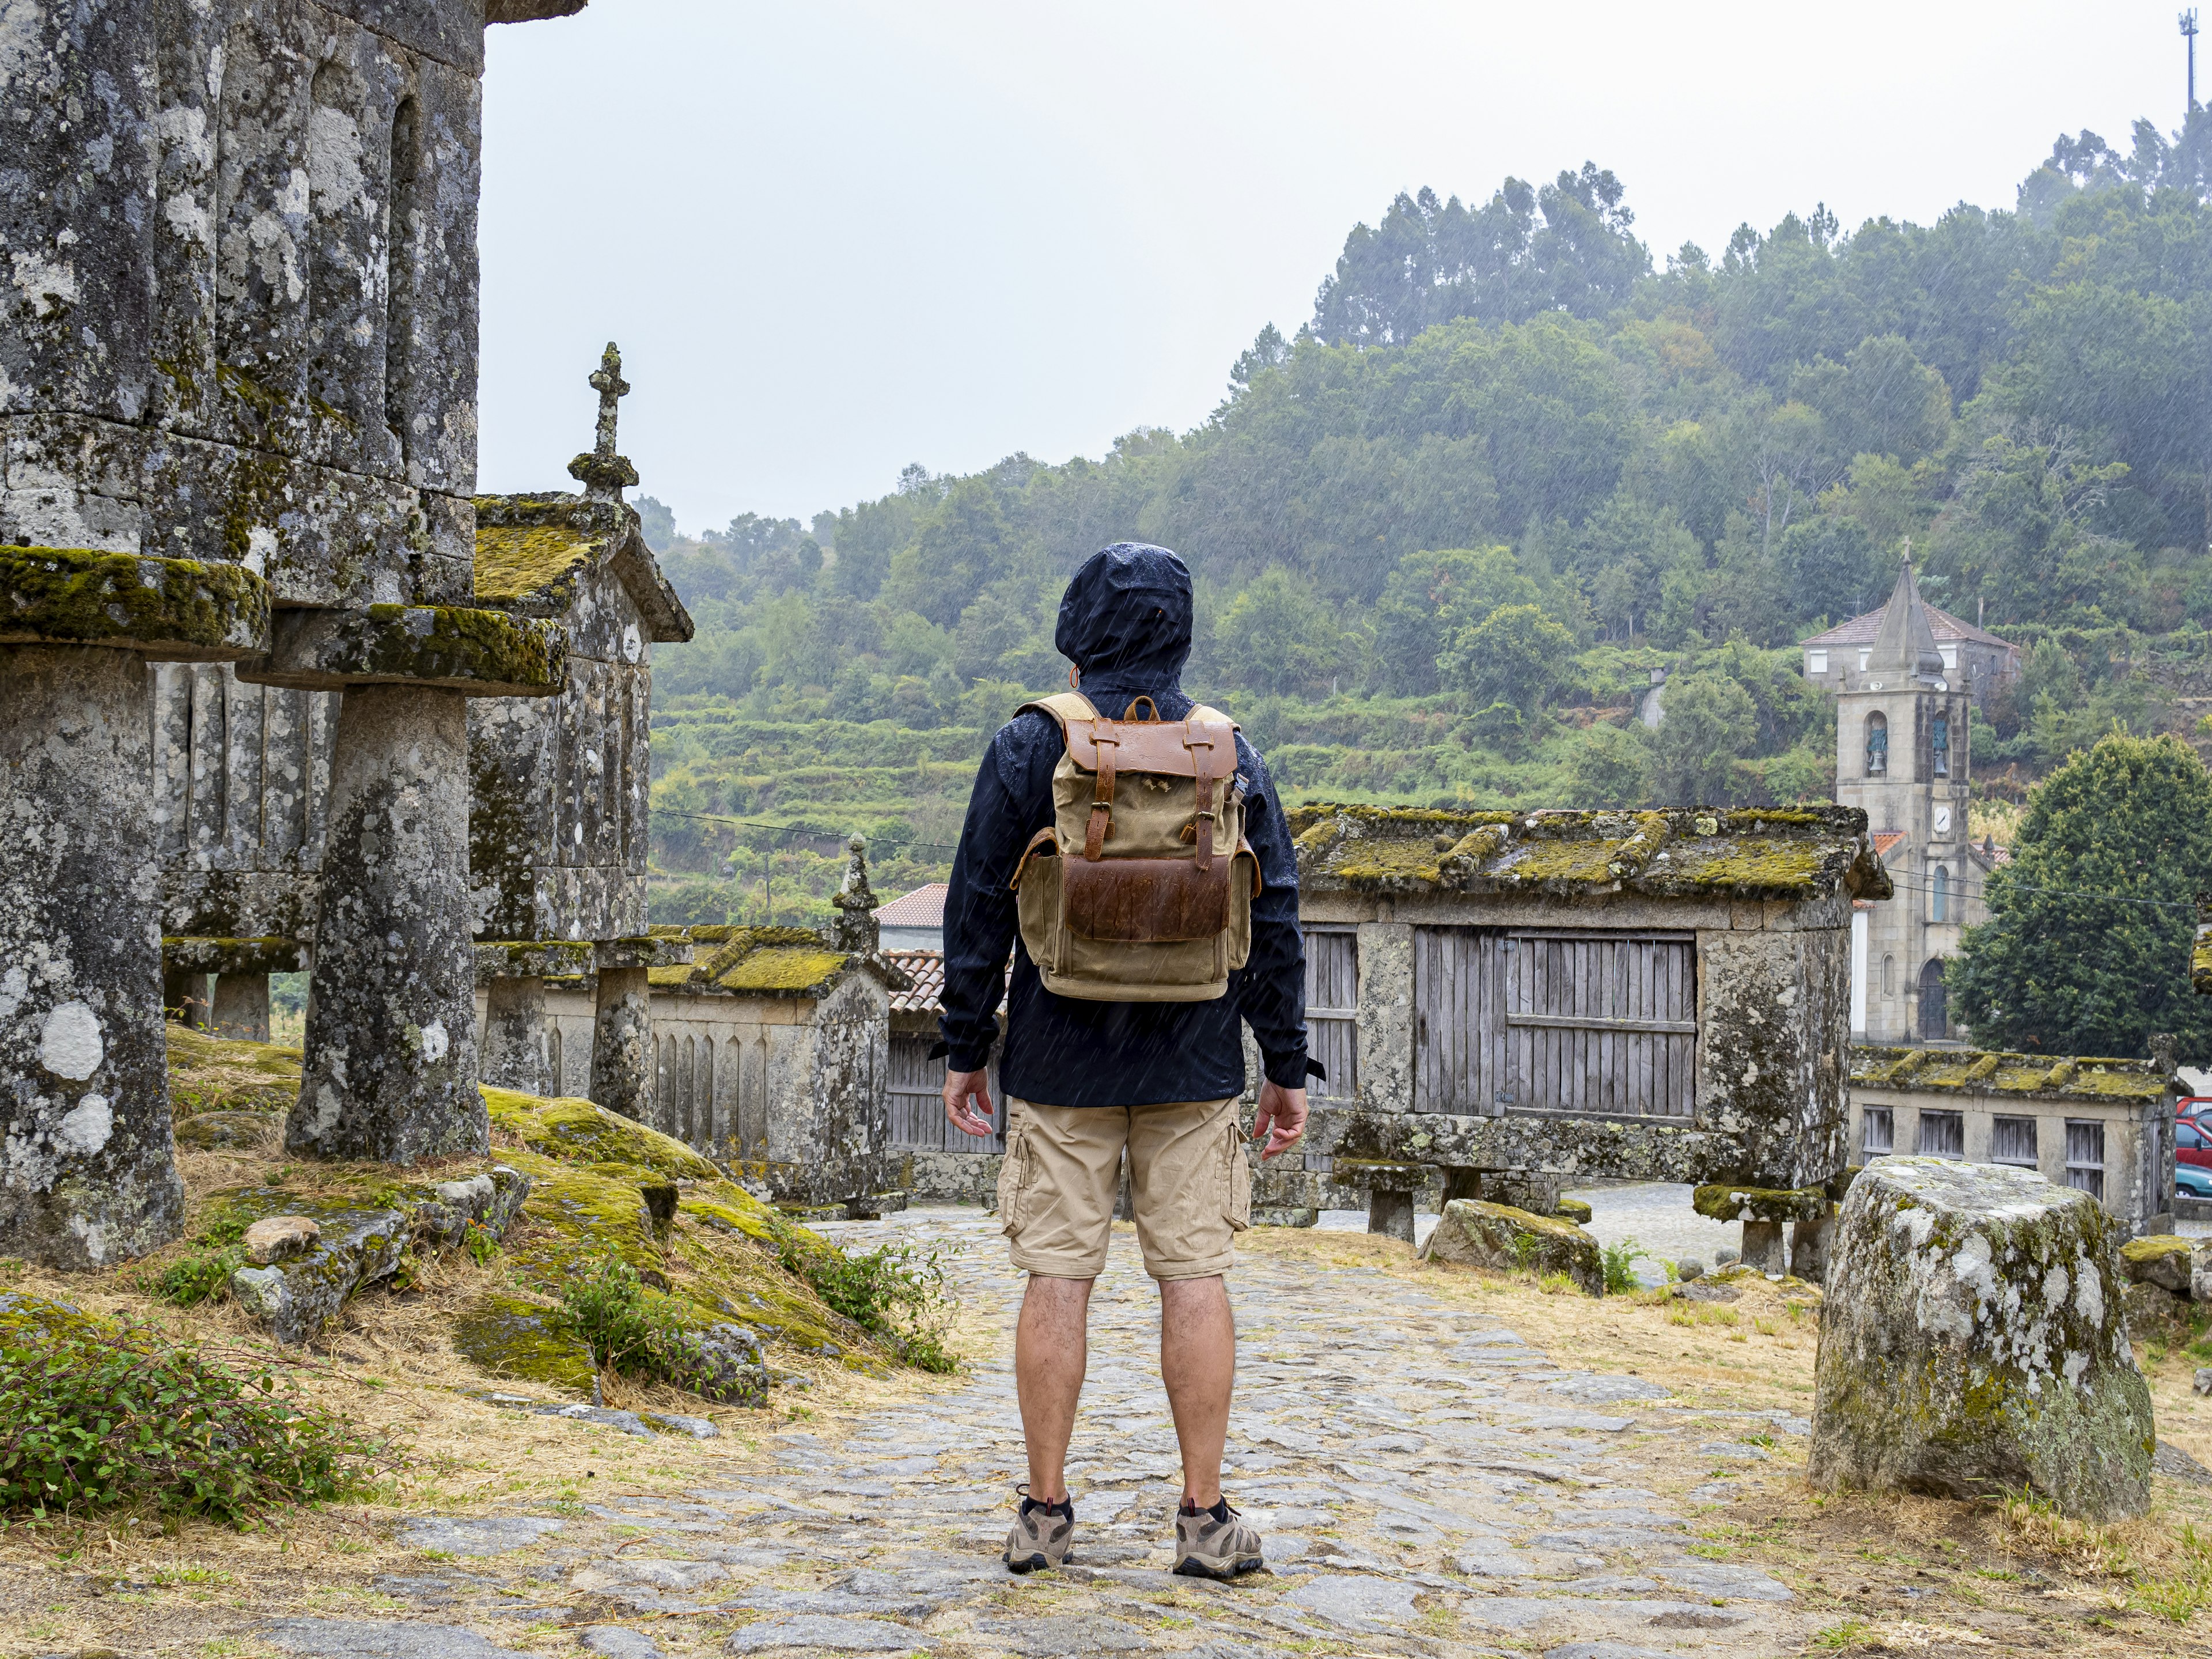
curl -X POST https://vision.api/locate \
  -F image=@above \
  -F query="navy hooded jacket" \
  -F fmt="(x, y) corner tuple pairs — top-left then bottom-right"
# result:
(937, 543), (1310, 1108)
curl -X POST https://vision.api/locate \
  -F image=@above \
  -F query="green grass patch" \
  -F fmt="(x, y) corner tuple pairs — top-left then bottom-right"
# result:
(777, 1236), (959, 1373)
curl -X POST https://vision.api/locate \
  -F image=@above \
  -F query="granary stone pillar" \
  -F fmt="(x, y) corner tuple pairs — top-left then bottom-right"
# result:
(475, 942), (594, 1097)
(590, 937), (691, 1120)
(243, 605), (566, 1165)
(1354, 920), (1415, 1113)
(210, 976), (272, 1043)
(0, 548), (270, 1269)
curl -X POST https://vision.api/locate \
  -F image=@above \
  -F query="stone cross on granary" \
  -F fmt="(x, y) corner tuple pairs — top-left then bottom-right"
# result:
(567, 342), (641, 504)
(829, 834), (882, 955)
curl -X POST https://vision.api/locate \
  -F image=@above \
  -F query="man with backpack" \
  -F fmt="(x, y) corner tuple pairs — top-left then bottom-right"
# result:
(938, 541), (1313, 1580)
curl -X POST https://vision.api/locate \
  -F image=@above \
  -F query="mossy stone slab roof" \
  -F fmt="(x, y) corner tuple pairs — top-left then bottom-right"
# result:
(1291, 804), (1891, 904)
(1851, 1044), (2172, 1102)
(645, 925), (908, 999)
(473, 493), (693, 642)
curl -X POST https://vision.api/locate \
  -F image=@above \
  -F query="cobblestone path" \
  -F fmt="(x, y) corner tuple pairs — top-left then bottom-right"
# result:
(273, 1208), (1815, 1659)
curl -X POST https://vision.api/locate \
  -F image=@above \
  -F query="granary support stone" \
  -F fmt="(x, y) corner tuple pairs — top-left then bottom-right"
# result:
(1809, 1157), (2153, 1520)
(474, 941), (594, 1094)
(593, 938), (692, 1120)
(285, 685), (486, 1162)
(0, 546), (271, 1268)
(210, 975), (272, 1043)
(0, 648), (184, 1268)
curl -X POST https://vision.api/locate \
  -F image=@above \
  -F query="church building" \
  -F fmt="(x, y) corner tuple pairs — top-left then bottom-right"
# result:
(1810, 560), (2014, 1044)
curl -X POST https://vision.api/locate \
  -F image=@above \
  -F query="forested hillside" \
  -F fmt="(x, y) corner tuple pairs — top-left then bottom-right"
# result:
(645, 116), (2212, 927)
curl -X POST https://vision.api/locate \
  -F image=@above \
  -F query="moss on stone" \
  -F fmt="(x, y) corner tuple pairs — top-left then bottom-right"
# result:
(0, 545), (269, 656)
(1661, 839), (1826, 893)
(354, 604), (565, 690)
(484, 1089), (718, 1180)
(1501, 838), (1627, 884)
(168, 1025), (307, 1117)
(1692, 1183), (1828, 1223)
(473, 523), (601, 605)
(451, 1293), (597, 1392)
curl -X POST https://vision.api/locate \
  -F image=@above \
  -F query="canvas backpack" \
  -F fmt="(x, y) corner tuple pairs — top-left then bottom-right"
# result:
(1009, 691), (1259, 1002)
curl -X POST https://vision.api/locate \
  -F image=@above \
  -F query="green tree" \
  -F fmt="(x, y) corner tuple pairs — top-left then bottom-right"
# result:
(1437, 603), (1573, 719)
(1648, 672), (1756, 805)
(1950, 732), (2212, 1058)
(1369, 546), (1537, 694)
(885, 477), (1018, 628)
(1213, 568), (1344, 696)
(1562, 721), (1652, 806)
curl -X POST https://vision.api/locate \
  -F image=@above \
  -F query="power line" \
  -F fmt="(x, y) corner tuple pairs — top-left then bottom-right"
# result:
(657, 808), (960, 855)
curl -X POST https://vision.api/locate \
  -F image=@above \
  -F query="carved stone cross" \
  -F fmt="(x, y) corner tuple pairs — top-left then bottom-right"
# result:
(568, 340), (640, 503)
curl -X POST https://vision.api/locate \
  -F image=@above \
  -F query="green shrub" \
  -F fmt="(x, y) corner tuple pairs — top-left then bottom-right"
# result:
(1601, 1236), (1650, 1296)
(777, 1237), (959, 1373)
(145, 1243), (245, 1307)
(557, 1255), (712, 1388)
(0, 1307), (378, 1524)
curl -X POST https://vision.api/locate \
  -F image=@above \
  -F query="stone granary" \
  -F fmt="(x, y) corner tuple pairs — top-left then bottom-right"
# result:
(468, 344), (696, 1115)
(1, 0), (589, 1270)
(638, 842), (910, 1217)
(158, 348), (695, 1115)
(1283, 804), (1892, 1264)
(1847, 1044), (2177, 1237)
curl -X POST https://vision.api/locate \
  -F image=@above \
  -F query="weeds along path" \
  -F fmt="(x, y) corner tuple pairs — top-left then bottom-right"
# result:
(7, 1209), (2212, 1657)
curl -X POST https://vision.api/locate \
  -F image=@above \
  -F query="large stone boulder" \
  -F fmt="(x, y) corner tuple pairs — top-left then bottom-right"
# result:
(1809, 1157), (2153, 1520)
(1421, 1199), (1604, 1296)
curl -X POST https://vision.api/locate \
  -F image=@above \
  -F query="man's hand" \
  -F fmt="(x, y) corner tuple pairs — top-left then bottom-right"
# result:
(945, 1068), (997, 1139)
(1252, 1081), (1308, 1160)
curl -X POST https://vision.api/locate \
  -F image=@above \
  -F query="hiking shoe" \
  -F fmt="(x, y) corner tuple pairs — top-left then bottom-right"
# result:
(1173, 1497), (1263, 1579)
(1003, 1486), (1074, 1573)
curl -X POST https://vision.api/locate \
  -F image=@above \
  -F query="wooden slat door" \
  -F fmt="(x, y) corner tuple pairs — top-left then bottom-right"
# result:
(1415, 927), (1696, 1118)
(1302, 926), (1358, 1101)
(888, 1035), (1005, 1152)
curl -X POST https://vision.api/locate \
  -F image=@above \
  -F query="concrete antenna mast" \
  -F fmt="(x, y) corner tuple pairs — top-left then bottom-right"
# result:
(2186, 9), (2201, 110)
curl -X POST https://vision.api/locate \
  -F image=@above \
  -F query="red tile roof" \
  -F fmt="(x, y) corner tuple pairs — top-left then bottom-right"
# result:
(1803, 603), (2014, 652)
(1872, 832), (1906, 859)
(875, 882), (948, 927)
(883, 948), (944, 1013)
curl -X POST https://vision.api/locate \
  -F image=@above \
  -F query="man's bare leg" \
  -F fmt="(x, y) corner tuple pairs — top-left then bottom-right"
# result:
(1159, 1274), (1235, 1507)
(1016, 1274), (1093, 1502)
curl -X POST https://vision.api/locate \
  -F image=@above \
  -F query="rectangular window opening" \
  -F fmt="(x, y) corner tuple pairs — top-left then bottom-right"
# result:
(1916, 1109), (1964, 1158)
(1861, 1106), (1894, 1157)
(1990, 1115), (2037, 1166)
(1808, 649), (1829, 675)
(2065, 1119), (2105, 1201)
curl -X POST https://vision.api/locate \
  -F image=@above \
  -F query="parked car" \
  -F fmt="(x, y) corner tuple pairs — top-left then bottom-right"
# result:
(2179, 1163), (2212, 1200)
(2180, 1116), (2212, 1172)
(2181, 1096), (2212, 1126)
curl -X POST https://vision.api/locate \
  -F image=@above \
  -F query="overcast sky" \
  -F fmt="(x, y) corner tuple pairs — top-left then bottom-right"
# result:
(478, 2), (2192, 536)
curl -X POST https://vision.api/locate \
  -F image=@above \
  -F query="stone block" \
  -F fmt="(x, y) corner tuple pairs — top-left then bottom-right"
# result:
(243, 605), (566, 698)
(1740, 1220), (1787, 1274)
(1692, 1182), (1830, 1224)
(0, 546), (268, 661)
(1791, 1213), (1835, 1283)
(1554, 1196), (1593, 1224)
(1422, 1199), (1605, 1296)
(1809, 1157), (2153, 1520)
(243, 1215), (321, 1266)
(2120, 1234), (2193, 1296)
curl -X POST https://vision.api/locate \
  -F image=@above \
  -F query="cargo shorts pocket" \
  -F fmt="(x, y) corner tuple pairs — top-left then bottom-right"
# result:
(1224, 1118), (1252, 1234)
(997, 1122), (1033, 1238)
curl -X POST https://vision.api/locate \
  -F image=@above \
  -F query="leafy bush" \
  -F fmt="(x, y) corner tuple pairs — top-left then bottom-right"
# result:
(1601, 1237), (1650, 1295)
(141, 1213), (251, 1307)
(0, 1306), (377, 1524)
(778, 1237), (959, 1373)
(558, 1255), (713, 1387)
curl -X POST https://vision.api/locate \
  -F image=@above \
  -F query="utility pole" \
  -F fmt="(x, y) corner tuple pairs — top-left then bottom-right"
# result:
(2186, 9), (2200, 111)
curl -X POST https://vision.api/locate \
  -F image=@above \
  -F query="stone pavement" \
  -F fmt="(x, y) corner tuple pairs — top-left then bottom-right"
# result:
(277, 1207), (1813, 1658)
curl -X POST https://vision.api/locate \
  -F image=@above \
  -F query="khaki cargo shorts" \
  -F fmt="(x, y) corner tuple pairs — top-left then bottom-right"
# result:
(996, 1095), (1252, 1281)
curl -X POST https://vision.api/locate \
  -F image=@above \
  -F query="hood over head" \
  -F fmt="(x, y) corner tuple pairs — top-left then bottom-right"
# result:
(1055, 543), (1192, 685)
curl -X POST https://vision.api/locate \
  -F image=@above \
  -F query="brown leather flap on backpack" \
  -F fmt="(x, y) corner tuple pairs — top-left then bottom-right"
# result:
(1061, 715), (1235, 778)
(1063, 851), (1233, 942)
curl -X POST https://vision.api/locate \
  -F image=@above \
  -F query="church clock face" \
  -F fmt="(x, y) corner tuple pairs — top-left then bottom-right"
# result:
(1932, 805), (1952, 836)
